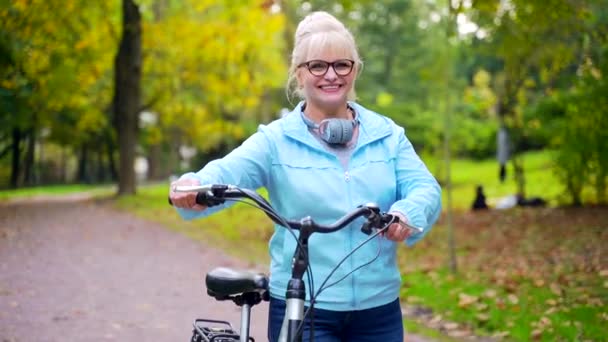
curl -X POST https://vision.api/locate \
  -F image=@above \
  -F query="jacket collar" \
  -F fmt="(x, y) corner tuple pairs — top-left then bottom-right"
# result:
(282, 101), (393, 150)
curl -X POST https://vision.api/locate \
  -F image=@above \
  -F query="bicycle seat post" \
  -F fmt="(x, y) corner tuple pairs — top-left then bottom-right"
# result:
(233, 291), (266, 342)
(239, 301), (251, 342)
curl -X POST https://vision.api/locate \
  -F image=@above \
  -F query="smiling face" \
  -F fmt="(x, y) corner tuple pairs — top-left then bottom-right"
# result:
(297, 57), (356, 116)
(295, 31), (358, 117)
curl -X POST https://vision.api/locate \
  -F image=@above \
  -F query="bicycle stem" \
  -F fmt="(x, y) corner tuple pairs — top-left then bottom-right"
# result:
(279, 218), (316, 342)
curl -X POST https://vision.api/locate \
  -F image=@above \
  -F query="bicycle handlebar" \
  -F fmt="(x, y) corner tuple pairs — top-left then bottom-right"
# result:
(172, 183), (423, 342)
(169, 184), (420, 235)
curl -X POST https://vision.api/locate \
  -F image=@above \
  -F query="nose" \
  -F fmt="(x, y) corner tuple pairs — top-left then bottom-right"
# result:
(324, 65), (338, 81)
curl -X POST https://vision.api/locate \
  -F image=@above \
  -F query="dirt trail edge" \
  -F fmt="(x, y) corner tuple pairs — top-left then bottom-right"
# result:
(0, 197), (268, 342)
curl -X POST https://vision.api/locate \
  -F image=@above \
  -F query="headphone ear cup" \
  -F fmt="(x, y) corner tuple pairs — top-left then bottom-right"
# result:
(321, 119), (353, 144)
(340, 120), (353, 142)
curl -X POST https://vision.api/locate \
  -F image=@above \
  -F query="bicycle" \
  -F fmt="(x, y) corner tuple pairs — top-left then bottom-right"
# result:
(170, 184), (422, 342)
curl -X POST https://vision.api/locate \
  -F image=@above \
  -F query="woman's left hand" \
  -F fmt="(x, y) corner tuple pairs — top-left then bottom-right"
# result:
(384, 211), (414, 242)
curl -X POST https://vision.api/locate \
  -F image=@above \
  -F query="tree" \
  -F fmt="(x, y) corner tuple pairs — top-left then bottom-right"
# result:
(138, 0), (286, 174)
(470, 0), (589, 197)
(0, 0), (118, 188)
(113, 0), (142, 195)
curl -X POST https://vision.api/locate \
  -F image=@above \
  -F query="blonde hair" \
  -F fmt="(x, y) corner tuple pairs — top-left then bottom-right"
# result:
(286, 11), (362, 103)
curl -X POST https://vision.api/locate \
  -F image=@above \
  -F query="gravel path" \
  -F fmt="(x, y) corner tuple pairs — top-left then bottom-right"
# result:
(0, 197), (268, 341)
(0, 196), (435, 342)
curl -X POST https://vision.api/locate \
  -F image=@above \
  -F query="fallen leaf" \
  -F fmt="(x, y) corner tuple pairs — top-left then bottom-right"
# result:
(476, 313), (490, 322)
(530, 329), (543, 339)
(483, 289), (497, 298)
(539, 317), (552, 327)
(475, 303), (489, 311)
(406, 296), (422, 304)
(447, 330), (470, 338)
(443, 322), (459, 330)
(545, 307), (557, 315)
(493, 331), (510, 338)
(550, 283), (562, 296)
(458, 293), (478, 307)
(429, 315), (443, 324)
(599, 269), (608, 277)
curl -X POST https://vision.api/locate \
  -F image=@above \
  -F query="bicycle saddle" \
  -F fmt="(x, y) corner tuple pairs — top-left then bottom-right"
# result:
(206, 267), (268, 298)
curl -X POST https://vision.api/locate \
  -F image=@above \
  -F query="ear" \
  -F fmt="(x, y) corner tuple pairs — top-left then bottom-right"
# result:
(295, 68), (304, 88)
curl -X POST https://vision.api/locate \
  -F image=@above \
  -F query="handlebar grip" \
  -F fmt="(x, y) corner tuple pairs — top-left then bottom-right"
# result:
(195, 191), (210, 205)
(168, 190), (224, 207)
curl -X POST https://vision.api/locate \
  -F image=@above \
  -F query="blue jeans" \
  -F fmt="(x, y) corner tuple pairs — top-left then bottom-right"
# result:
(267, 297), (404, 342)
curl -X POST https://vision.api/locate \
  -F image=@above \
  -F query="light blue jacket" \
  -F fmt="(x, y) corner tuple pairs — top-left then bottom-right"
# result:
(177, 102), (442, 311)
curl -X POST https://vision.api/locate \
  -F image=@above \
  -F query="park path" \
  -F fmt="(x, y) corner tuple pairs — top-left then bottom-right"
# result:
(0, 196), (434, 342)
(0, 196), (269, 341)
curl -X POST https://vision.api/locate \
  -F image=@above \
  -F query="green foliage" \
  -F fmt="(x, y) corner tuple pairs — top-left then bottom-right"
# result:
(465, 0), (595, 196)
(526, 51), (608, 206)
(141, 0), (287, 154)
(1, 0), (606, 205)
(0, 0), (119, 187)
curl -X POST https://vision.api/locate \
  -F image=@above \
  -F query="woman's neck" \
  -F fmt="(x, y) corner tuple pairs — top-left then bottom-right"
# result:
(303, 102), (353, 123)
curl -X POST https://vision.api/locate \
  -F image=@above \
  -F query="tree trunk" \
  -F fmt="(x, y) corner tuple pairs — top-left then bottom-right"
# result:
(512, 156), (526, 198)
(96, 149), (105, 183)
(78, 144), (89, 183)
(60, 147), (68, 183)
(113, 0), (141, 195)
(147, 143), (161, 180)
(10, 128), (22, 189)
(23, 129), (36, 186)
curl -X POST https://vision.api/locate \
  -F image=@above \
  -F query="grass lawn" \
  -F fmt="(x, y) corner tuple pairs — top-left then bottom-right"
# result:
(0, 183), (116, 200)
(2, 150), (606, 341)
(400, 208), (607, 341)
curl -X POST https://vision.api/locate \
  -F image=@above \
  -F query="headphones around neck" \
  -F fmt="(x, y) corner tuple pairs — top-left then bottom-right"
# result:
(300, 104), (358, 145)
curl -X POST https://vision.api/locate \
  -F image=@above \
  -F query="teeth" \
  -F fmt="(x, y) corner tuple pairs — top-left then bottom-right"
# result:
(321, 85), (339, 89)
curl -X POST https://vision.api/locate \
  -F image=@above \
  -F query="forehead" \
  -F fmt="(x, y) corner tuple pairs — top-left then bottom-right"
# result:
(305, 31), (353, 61)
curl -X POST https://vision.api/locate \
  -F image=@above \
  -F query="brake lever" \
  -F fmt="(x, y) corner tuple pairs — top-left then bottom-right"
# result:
(360, 211), (387, 235)
(196, 191), (226, 207)
(360, 213), (424, 236)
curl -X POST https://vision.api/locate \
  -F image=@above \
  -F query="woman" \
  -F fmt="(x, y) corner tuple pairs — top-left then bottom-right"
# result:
(170, 11), (442, 342)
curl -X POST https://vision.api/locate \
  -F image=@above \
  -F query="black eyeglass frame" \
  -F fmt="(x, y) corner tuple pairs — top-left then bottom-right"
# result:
(297, 59), (356, 77)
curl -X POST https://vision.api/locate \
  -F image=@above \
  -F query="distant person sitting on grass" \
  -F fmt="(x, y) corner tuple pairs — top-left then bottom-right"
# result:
(471, 185), (489, 211)
(516, 193), (547, 207)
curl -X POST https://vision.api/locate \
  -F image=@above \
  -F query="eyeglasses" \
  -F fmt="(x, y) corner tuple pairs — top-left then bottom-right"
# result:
(297, 59), (355, 77)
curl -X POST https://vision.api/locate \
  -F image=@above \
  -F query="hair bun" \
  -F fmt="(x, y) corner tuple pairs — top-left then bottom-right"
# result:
(295, 11), (346, 38)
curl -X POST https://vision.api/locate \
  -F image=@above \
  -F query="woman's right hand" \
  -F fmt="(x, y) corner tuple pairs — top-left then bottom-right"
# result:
(169, 178), (208, 211)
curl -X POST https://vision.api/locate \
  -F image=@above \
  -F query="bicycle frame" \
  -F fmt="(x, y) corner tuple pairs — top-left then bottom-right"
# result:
(173, 184), (419, 342)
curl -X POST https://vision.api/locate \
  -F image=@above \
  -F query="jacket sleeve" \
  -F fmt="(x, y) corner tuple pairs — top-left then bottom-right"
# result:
(176, 127), (272, 220)
(388, 127), (442, 246)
